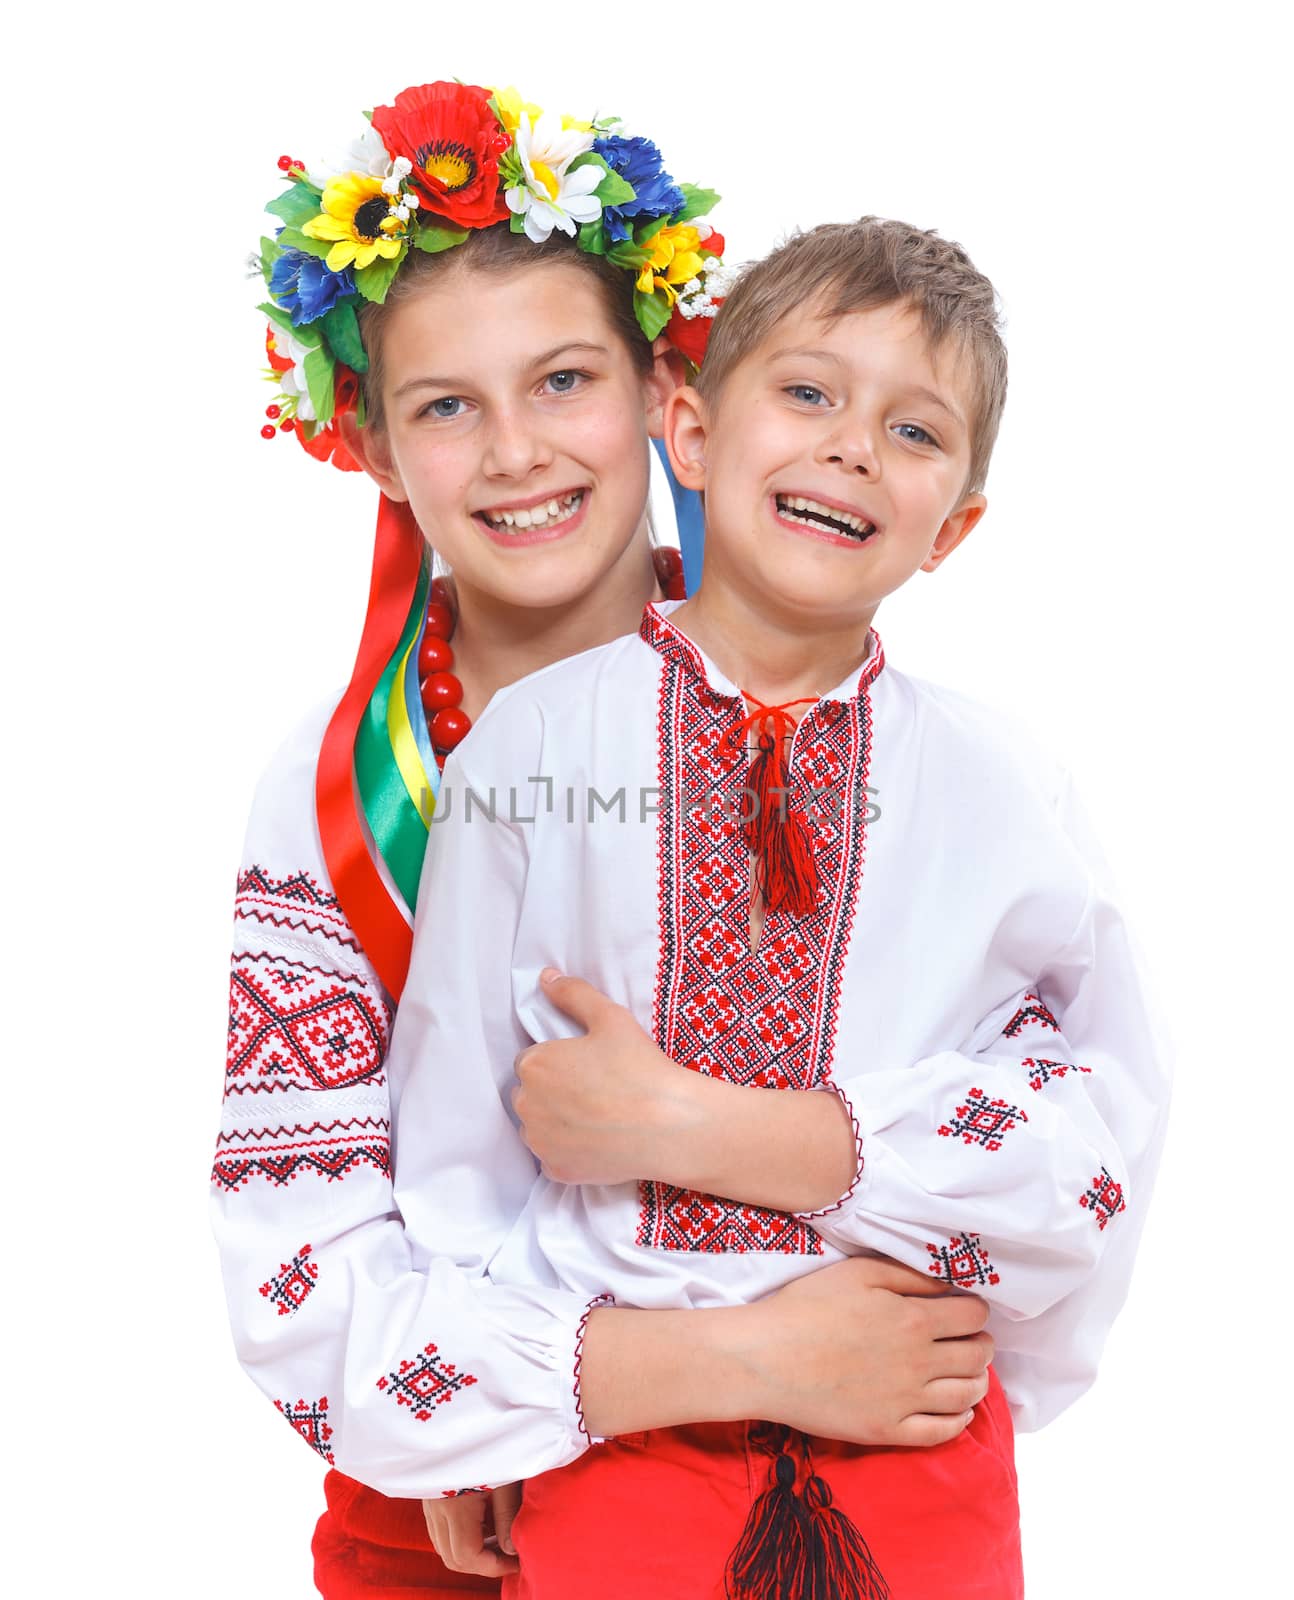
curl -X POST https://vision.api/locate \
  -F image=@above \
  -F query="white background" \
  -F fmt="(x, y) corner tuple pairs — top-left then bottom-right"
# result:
(4, 1), (1288, 1593)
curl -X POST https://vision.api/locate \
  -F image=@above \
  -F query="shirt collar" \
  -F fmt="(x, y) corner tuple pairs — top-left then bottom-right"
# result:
(638, 598), (886, 707)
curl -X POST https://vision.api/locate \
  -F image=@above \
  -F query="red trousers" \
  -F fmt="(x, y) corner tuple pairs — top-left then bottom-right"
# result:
(315, 1370), (1020, 1599)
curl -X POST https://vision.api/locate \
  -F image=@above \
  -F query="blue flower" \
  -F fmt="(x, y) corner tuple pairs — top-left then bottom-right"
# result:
(269, 248), (357, 326)
(593, 135), (685, 244)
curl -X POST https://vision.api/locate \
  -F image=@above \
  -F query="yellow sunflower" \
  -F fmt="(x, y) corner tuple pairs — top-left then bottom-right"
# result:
(302, 173), (407, 272)
(635, 223), (706, 304)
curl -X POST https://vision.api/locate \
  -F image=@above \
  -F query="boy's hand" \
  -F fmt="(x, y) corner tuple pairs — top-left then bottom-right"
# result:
(513, 970), (695, 1184)
(421, 1483), (521, 1577)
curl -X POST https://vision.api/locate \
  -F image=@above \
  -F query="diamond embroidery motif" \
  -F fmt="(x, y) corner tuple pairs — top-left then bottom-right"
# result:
(938, 1087), (1029, 1152)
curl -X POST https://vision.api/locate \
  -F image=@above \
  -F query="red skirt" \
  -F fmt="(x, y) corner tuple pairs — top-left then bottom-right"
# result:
(504, 1368), (1021, 1600)
(313, 1470), (501, 1598)
(313, 1368), (1020, 1599)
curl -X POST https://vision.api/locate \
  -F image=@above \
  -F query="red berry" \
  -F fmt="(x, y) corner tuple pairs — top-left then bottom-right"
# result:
(421, 672), (463, 713)
(653, 545), (684, 579)
(277, 155), (293, 171)
(265, 403), (282, 420)
(429, 707), (472, 750)
(424, 602), (454, 639)
(261, 424), (277, 440)
(279, 420), (294, 432)
(430, 576), (454, 607)
(418, 634), (455, 676)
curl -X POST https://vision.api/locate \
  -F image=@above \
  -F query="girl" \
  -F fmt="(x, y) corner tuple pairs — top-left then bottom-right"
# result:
(213, 79), (993, 1596)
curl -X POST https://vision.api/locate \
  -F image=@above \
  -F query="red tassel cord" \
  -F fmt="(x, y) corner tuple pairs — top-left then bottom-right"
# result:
(723, 696), (820, 919)
(725, 1427), (889, 1600)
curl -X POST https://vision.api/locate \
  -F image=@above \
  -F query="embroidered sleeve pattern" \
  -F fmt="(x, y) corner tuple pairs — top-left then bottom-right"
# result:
(805, 772), (1171, 1430)
(209, 706), (599, 1495)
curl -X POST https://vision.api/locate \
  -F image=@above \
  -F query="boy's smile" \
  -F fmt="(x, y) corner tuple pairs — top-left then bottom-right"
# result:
(664, 297), (987, 689)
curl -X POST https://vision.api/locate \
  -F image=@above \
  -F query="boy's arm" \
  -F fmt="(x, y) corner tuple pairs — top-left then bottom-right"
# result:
(521, 770), (1170, 1429)
(744, 767), (1171, 1428)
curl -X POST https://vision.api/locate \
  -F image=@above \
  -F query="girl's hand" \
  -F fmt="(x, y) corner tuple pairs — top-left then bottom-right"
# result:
(578, 1256), (993, 1447)
(421, 1483), (521, 1578)
(513, 970), (698, 1185)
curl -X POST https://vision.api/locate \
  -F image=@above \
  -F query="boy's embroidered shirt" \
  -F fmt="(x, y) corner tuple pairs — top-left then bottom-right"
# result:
(389, 601), (1170, 1441)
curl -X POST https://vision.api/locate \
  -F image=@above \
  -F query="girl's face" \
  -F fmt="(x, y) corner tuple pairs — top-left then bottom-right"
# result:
(354, 261), (674, 615)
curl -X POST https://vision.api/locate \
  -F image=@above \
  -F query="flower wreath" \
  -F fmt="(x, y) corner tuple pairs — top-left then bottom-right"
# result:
(255, 80), (733, 471)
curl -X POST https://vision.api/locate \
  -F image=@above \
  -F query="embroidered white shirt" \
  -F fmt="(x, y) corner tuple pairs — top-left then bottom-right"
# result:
(381, 600), (1169, 1491)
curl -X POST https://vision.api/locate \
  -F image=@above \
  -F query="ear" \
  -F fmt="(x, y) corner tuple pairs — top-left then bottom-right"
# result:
(644, 336), (689, 438)
(921, 493), (986, 573)
(662, 386), (709, 491)
(337, 410), (409, 504)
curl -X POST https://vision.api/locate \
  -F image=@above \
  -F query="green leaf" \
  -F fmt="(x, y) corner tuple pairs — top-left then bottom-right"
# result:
(633, 287), (673, 342)
(509, 211), (528, 235)
(322, 300), (368, 373)
(259, 234), (283, 284)
(634, 215), (669, 246)
(258, 300), (296, 341)
(672, 184), (721, 225)
(578, 218), (608, 256)
(304, 343), (336, 424)
(265, 183), (325, 228)
(274, 225), (333, 262)
(568, 151), (609, 176)
(594, 169), (636, 208)
(354, 248), (405, 305)
(414, 221), (470, 254)
(607, 239), (651, 269)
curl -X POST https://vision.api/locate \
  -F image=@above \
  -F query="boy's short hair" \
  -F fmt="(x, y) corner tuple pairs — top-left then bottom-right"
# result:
(696, 217), (1007, 495)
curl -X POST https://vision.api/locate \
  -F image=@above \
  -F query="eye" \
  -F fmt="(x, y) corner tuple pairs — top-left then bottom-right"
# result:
(785, 384), (827, 406)
(543, 369), (587, 395)
(894, 422), (938, 447)
(419, 395), (466, 420)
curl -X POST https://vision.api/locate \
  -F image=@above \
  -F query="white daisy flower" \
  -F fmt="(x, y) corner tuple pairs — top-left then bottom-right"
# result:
(307, 124), (393, 190)
(271, 323), (319, 422)
(504, 112), (602, 243)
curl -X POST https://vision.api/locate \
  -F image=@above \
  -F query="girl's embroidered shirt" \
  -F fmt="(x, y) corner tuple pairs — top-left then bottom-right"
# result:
(386, 599), (1169, 1472)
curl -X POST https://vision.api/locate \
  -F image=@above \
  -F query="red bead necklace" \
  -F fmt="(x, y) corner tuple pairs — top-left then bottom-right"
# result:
(418, 547), (687, 769)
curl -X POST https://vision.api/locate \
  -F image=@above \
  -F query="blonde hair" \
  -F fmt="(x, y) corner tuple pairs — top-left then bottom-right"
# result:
(696, 217), (1007, 493)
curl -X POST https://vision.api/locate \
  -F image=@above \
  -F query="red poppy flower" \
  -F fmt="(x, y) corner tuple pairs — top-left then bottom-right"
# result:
(371, 82), (509, 229)
(294, 368), (364, 472)
(667, 300), (724, 370)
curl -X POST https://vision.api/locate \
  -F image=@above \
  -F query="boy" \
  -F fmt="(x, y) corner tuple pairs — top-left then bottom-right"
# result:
(383, 217), (1169, 1597)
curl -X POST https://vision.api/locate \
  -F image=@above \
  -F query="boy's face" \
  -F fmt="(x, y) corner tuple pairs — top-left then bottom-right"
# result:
(668, 298), (986, 633)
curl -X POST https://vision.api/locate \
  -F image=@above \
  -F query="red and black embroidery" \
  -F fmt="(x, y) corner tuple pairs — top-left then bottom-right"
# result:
(1002, 992), (1061, 1037)
(235, 865), (366, 955)
(1022, 1056), (1093, 1092)
(377, 1342), (478, 1421)
(275, 1396), (335, 1463)
(226, 951), (390, 1095)
(637, 607), (882, 1255)
(938, 1086), (1029, 1152)
(927, 1231), (1001, 1289)
(1079, 1166), (1126, 1230)
(212, 1116), (391, 1191)
(259, 1244), (319, 1317)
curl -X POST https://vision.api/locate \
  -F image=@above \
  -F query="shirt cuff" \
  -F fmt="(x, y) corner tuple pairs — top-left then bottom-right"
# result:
(792, 1081), (866, 1221)
(571, 1293), (617, 1446)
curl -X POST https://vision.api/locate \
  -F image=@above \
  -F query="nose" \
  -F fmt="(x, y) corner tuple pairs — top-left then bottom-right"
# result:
(816, 416), (879, 479)
(482, 405), (555, 481)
